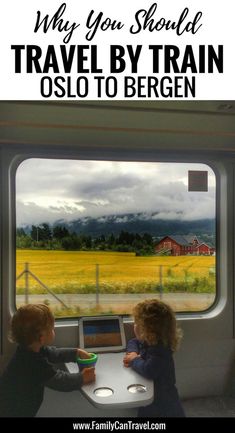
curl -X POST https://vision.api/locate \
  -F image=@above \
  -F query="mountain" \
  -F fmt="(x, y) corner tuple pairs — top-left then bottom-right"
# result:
(53, 213), (215, 241)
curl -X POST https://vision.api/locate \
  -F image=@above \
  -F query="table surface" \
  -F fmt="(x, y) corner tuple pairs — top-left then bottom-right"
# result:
(66, 352), (154, 409)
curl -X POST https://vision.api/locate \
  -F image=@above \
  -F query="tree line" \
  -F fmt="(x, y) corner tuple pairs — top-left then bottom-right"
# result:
(16, 224), (155, 256)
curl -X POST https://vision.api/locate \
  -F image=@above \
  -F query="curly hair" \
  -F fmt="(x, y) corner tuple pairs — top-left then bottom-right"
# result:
(9, 304), (54, 346)
(133, 299), (182, 351)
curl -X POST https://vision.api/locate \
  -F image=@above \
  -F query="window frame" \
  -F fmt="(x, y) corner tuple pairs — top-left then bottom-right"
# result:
(2, 146), (228, 328)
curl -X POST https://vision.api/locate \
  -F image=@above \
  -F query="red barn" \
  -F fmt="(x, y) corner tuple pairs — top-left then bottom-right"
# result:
(155, 234), (215, 256)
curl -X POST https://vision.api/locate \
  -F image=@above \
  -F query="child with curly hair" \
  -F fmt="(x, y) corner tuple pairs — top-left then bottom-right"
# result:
(123, 299), (185, 417)
(0, 304), (95, 417)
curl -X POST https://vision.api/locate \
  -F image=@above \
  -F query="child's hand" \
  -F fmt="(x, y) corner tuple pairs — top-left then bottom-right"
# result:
(81, 367), (96, 384)
(123, 352), (139, 367)
(77, 348), (91, 359)
(123, 355), (130, 367)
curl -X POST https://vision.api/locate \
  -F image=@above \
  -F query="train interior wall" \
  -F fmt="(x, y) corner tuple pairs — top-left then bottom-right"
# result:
(1, 101), (235, 416)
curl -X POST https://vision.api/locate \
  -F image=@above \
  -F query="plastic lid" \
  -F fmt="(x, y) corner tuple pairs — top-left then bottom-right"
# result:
(77, 353), (98, 365)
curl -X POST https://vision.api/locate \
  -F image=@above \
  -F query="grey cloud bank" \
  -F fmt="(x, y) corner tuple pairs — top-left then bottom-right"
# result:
(16, 159), (215, 226)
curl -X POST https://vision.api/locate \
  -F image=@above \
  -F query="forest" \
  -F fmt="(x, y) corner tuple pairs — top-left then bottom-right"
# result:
(16, 224), (155, 256)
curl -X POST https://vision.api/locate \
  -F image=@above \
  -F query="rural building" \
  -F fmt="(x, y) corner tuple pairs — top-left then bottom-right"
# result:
(155, 234), (215, 256)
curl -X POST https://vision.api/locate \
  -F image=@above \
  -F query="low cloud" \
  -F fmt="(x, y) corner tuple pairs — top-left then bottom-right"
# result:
(16, 160), (216, 226)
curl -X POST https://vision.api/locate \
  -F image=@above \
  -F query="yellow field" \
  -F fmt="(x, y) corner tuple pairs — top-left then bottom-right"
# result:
(16, 249), (215, 293)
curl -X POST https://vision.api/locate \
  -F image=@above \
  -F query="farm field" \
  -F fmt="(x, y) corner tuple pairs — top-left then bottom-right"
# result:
(16, 250), (216, 316)
(16, 249), (216, 291)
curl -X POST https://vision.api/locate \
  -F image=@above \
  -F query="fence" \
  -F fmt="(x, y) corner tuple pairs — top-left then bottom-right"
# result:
(16, 262), (68, 308)
(16, 262), (216, 309)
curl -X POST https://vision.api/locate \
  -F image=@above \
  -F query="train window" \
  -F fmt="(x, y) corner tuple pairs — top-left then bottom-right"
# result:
(15, 159), (216, 318)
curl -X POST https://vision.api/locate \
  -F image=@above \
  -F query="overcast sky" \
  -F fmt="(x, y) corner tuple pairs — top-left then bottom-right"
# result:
(16, 159), (216, 226)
